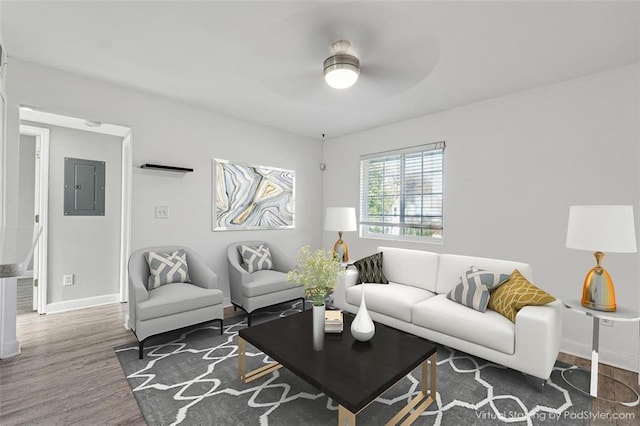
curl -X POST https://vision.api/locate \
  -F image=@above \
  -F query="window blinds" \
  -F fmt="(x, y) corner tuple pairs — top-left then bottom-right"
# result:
(359, 141), (445, 239)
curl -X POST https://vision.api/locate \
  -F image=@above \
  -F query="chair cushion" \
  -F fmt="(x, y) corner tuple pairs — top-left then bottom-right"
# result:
(243, 269), (300, 297)
(447, 266), (511, 312)
(239, 244), (273, 273)
(412, 294), (515, 354)
(137, 282), (223, 321)
(145, 249), (190, 290)
(488, 269), (556, 322)
(353, 252), (388, 284)
(346, 283), (435, 323)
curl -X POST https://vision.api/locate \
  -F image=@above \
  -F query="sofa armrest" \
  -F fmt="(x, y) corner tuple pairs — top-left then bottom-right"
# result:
(333, 268), (359, 309)
(514, 299), (563, 379)
(187, 250), (219, 290)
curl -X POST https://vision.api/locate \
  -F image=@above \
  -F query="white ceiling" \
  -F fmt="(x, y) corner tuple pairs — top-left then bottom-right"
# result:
(2, 1), (638, 139)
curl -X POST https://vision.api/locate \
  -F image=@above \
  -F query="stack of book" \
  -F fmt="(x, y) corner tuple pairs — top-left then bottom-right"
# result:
(325, 310), (343, 333)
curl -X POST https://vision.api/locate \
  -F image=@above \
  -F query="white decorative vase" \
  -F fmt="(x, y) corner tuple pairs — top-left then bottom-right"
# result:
(351, 287), (375, 342)
(312, 304), (325, 351)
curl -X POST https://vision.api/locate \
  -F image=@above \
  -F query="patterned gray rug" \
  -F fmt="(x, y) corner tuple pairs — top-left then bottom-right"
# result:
(115, 302), (591, 425)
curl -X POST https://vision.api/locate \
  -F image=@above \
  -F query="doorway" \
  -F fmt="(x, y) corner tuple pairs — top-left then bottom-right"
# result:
(17, 125), (48, 313)
(19, 107), (132, 314)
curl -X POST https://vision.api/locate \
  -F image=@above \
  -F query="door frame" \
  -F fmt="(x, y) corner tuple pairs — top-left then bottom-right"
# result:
(19, 108), (132, 313)
(19, 124), (49, 314)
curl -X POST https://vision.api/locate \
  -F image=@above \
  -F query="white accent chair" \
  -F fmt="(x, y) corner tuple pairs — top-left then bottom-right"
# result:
(227, 241), (305, 326)
(128, 245), (224, 359)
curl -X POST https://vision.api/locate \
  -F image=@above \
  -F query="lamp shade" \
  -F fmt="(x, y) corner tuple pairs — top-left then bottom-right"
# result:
(566, 205), (637, 253)
(325, 207), (357, 232)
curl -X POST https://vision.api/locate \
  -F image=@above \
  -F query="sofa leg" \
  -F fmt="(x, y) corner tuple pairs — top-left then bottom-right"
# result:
(300, 297), (306, 311)
(247, 312), (252, 327)
(524, 374), (547, 392)
(233, 305), (237, 312)
(138, 341), (144, 360)
(217, 318), (224, 335)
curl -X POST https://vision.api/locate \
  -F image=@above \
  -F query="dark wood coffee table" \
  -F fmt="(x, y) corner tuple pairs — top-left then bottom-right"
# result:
(238, 310), (437, 425)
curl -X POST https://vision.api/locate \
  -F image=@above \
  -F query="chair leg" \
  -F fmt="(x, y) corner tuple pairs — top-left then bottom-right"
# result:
(138, 340), (144, 360)
(300, 297), (306, 311)
(218, 318), (224, 335)
(247, 312), (252, 327)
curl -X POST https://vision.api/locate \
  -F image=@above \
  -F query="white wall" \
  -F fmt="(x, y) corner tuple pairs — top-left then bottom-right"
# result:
(323, 64), (640, 372)
(5, 59), (323, 301)
(17, 134), (35, 269)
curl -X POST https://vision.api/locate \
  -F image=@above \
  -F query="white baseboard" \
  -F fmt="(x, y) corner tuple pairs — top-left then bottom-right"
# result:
(561, 338), (639, 373)
(45, 293), (121, 314)
(0, 339), (20, 359)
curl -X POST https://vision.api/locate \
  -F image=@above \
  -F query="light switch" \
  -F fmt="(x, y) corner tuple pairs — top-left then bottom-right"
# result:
(155, 206), (169, 219)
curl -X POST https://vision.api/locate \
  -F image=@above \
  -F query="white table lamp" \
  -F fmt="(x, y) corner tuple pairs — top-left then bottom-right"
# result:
(325, 207), (357, 262)
(566, 205), (637, 312)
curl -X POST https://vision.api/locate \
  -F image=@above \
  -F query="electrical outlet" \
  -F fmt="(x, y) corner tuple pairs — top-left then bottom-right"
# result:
(63, 274), (74, 287)
(155, 205), (169, 219)
(601, 318), (613, 327)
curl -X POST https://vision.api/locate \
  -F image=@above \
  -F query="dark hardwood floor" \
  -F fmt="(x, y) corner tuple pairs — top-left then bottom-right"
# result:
(557, 353), (639, 426)
(0, 302), (637, 425)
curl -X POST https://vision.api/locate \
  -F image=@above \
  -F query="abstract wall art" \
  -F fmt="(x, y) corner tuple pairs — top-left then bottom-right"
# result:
(213, 159), (295, 231)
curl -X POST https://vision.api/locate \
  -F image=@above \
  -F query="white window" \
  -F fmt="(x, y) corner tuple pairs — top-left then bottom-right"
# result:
(359, 142), (444, 242)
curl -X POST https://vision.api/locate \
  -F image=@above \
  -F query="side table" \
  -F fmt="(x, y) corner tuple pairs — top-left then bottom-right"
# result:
(562, 299), (639, 406)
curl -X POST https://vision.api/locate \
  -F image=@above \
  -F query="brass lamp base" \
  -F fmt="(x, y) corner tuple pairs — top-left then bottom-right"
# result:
(332, 231), (350, 262)
(581, 251), (616, 312)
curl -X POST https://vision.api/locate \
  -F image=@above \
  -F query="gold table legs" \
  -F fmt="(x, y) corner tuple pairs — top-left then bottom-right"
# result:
(237, 338), (436, 425)
(338, 352), (437, 426)
(237, 337), (282, 383)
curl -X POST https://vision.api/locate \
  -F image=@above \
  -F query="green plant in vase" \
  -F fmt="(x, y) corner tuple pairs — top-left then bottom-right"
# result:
(287, 245), (345, 307)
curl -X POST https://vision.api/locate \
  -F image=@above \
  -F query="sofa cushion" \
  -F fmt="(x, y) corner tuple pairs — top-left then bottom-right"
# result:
(353, 252), (388, 284)
(346, 283), (435, 323)
(145, 249), (190, 290)
(488, 269), (556, 322)
(243, 269), (299, 297)
(435, 254), (533, 295)
(412, 294), (515, 354)
(137, 282), (223, 321)
(447, 266), (511, 312)
(239, 244), (273, 273)
(379, 246), (439, 292)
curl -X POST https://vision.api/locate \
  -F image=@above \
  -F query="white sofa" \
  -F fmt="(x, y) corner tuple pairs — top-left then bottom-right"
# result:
(333, 246), (562, 381)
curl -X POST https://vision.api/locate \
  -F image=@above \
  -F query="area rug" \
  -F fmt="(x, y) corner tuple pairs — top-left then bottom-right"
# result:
(116, 302), (591, 426)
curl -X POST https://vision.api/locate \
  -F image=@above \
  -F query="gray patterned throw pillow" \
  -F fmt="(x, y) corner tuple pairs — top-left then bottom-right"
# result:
(353, 252), (388, 284)
(240, 244), (273, 273)
(447, 266), (510, 312)
(145, 249), (190, 290)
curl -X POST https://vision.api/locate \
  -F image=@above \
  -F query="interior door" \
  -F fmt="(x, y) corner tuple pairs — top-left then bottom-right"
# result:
(32, 138), (41, 312)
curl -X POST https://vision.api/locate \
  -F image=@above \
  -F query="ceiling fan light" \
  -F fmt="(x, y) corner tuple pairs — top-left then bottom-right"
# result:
(323, 54), (360, 89)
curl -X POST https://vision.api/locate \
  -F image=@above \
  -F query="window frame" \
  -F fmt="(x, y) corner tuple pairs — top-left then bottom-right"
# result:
(359, 141), (445, 244)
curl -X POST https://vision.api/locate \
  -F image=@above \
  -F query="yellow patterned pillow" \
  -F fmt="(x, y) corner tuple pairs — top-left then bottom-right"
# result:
(488, 269), (555, 322)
